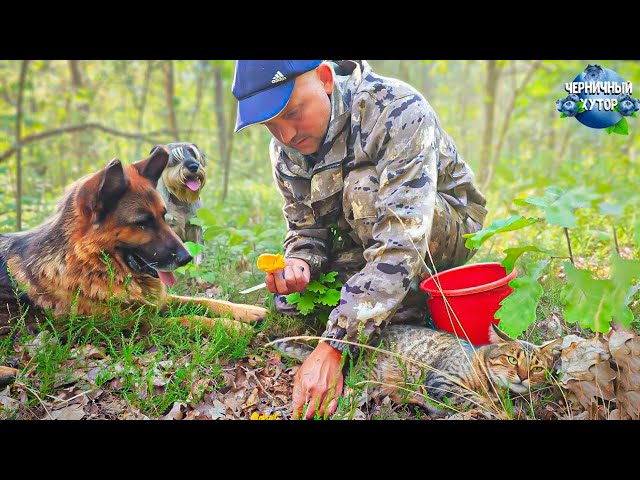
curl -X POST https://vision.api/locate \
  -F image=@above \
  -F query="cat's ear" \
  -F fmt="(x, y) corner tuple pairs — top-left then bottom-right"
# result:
(540, 337), (563, 357)
(488, 323), (514, 343)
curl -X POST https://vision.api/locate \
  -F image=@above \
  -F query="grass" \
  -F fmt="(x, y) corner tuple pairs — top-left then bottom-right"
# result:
(1, 172), (638, 420)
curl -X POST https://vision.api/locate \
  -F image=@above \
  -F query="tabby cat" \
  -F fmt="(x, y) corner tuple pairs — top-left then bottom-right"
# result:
(276, 324), (562, 415)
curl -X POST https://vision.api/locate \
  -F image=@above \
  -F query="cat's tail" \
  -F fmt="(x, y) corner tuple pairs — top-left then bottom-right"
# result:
(269, 338), (315, 362)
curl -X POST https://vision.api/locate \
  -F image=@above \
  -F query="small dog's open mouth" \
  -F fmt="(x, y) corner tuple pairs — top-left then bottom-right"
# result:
(124, 252), (177, 287)
(184, 176), (201, 192)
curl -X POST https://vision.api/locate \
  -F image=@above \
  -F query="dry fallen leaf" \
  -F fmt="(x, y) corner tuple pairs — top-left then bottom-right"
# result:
(48, 404), (86, 420)
(71, 344), (107, 360)
(243, 387), (260, 410)
(560, 335), (611, 383)
(162, 402), (185, 420)
(607, 325), (640, 419)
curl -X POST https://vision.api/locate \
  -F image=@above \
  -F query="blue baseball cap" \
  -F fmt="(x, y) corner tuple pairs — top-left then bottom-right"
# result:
(232, 60), (323, 132)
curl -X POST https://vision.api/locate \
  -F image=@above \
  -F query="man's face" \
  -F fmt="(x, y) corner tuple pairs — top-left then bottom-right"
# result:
(262, 65), (334, 155)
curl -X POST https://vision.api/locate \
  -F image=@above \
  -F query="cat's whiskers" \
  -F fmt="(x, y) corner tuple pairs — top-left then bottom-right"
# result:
(387, 208), (504, 412)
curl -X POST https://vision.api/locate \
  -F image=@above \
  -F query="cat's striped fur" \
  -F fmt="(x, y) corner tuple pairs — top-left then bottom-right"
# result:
(275, 324), (562, 415)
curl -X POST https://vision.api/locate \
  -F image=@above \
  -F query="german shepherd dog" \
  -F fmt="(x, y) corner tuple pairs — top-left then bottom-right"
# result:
(0, 146), (267, 336)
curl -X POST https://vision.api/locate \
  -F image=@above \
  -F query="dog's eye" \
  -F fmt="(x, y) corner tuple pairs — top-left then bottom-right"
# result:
(133, 215), (154, 228)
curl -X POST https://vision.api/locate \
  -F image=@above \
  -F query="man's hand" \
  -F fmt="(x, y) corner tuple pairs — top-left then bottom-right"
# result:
(292, 341), (344, 420)
(266, 257), (310, 295)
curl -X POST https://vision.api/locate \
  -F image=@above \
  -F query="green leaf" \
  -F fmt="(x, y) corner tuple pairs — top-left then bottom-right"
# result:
(515, 186), (600, 228)
(585, 230), (612, 242)
(501, 246), (554, 274)
(598, 202), (624, 217)
(606, 125), (615, 134)
(284, 292), (301, 305)
(560, 112), (567, 118)
(632, 112), (638, 118)
(183, 241), (204, 257)
(306, 280), (328, 294)
(203, 226), (226, 242)
(611, 117), (629, 136)
(319, 271), (338, 284)
(562, 262), (614, 333)
(495, 260), (548, 338)
(462, 216), (538, 250)
(610, 254), (640, 327)
(196, 208), (218, 227)
(297, 295), (316, 315)
(318, 289), (341, 306)
(236, 214), (248, 227)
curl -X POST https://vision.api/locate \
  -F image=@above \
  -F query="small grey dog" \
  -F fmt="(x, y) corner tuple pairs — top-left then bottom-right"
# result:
(150, 142), (207, 264)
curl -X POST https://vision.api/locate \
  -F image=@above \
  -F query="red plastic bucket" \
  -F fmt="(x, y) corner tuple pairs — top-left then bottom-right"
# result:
(419, 262), (517, 346)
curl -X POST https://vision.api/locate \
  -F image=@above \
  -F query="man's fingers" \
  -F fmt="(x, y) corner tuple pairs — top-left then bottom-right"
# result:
(273, 269), (288, 294)
(301, 264), (311, 284)
(304, 397), (320, 420)
(292, 265), (309, 293)
(265, 273), (277, 293)
(325, 398), (339, 419)
(284, 266), (297, 291)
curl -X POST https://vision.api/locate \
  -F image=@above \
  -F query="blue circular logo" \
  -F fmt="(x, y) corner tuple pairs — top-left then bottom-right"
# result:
(556, 64), (638, 134)
(574, 66), (623, 128)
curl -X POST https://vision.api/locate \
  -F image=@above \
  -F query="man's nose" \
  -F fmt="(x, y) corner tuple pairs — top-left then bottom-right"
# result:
(277, 124), (296, 145)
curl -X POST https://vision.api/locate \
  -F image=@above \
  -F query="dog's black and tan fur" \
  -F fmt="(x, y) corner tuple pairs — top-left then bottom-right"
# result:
(0, 146), (266, 335)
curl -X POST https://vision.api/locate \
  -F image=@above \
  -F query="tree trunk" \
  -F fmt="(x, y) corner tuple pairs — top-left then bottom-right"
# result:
(477, 60), (500, 186)
(164, 61), (178, 140)
(15, 60), (30, 231)
(213, 62), (233, 203)
(68, 60), (88, 172)
(188, 61), (207, 137)
(135, 60), (155, 155)
(481, 60), (543, 190)
(69, 60), (83, 88)
(458, 61), (470, 148)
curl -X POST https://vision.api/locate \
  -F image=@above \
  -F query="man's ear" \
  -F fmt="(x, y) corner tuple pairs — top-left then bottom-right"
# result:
(78, 158), (129, 223)
(134, 145), (170, 188)
(316, 62), (334, 95)
(488, 322), (515, 344)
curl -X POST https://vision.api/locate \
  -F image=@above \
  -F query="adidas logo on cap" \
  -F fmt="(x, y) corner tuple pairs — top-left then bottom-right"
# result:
(271, 71), (287, 84)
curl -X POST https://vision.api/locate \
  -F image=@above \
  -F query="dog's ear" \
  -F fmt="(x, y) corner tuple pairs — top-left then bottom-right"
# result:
(135, 145), (169, 188)
(78, 158), (129, 223)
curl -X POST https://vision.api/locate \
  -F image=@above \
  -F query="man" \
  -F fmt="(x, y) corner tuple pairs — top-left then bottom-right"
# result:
(232, 60), (487, 419)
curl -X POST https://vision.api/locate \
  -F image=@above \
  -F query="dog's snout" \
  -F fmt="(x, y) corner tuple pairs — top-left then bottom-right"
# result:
(186, 161), (199, 173)
(176, 248), (193, 267)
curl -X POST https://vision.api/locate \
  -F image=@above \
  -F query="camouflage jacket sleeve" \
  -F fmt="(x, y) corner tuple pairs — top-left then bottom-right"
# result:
(270, 143), (331, 279)
(322, 94), (439, 352)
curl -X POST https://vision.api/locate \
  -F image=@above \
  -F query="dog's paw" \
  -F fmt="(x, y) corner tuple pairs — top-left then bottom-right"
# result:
(232, 304), (269, 323)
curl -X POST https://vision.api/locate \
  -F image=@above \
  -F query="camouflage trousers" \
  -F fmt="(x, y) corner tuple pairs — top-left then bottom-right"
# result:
(275, 165), (487, 325)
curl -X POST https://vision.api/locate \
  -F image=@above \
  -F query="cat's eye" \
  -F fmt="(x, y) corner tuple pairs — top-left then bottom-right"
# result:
(532, 366), (545, 373)
(507, 356), (518, 365)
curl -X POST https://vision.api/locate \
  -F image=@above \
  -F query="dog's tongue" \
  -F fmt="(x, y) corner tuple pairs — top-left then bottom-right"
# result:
(158, 271), (177, 287)
(186, 180), (200, 191)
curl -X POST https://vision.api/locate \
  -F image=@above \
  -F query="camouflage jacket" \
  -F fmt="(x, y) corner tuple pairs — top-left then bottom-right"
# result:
(270, 60), (486, 351)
